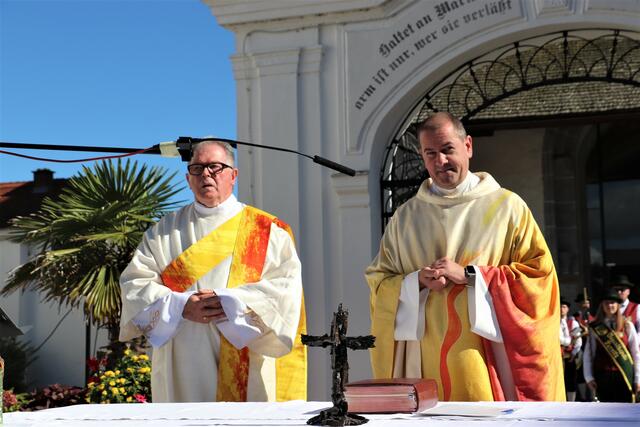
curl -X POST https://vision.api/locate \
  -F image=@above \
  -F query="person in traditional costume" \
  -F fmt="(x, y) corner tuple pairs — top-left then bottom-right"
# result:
(119, 141), (306, 403)
(583, 289), (640, 402)
(574, 293), (595, 327)
(610, 275), (640, 333)
(573, 293), (594, 401)
(365, 112), (564, 401)
(560, 299), (582, 401)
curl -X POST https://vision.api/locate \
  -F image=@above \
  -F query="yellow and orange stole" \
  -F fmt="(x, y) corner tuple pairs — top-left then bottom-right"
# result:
(160, 206), (307, 402)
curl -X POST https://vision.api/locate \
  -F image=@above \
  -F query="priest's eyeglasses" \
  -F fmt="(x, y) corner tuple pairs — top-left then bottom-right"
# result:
(187, 162), (233, 176)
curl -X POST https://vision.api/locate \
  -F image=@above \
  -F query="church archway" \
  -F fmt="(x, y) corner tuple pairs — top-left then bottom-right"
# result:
(380, 29), (640, 229)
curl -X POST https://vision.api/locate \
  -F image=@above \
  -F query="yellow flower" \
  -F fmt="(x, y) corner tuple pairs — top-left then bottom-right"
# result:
(115, 370), (121, 375)
(109, 381), (116, 387)
(111, 387), (120, 395)
(119, 378), (126, 384)
(105, 370), (115, 377)
(124, 349), (131, 356)
(139, 355), (149, 361)
(126, 396), (133, 403)
(126, 367), (134, 373)
(131, 356), (139, 362)
(102, 390), (107, 396)
(100, 375), (105, 380)
(88, 382), (95, 389)
(138, 367), (150, 374)
(119, 387), (126, 394)
(98, 384), (105, 391)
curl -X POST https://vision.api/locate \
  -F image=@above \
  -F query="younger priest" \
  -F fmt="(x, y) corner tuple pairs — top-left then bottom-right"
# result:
(366, 112), (564, 401)
(119, 141), (306, 402)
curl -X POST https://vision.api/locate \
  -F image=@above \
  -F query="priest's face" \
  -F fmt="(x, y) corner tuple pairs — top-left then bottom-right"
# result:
(419, 120), (473, 189)
(186, 143), (237, 208)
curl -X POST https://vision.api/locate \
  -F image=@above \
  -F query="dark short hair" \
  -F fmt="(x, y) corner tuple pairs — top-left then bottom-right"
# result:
(417, 112), (467, 140)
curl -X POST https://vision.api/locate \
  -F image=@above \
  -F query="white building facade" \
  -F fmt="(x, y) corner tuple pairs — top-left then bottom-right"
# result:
(206, 0), (640, 399)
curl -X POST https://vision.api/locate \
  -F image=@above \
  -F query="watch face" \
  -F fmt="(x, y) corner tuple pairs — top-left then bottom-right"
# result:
(465, 266), (474, 277)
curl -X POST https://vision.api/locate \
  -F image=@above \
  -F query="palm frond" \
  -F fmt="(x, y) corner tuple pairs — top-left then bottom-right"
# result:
(3, 159), (183, 339)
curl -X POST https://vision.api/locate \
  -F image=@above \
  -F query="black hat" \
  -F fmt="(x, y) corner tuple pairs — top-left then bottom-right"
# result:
(601, 289), (623, 304)
(575, 294), (590, 303)
(560, 298), (571, 307)
(611, 274), (635, 290)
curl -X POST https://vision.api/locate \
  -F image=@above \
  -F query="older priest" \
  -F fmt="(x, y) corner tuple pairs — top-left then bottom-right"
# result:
(366, 113), (564, 401)
(119, 141), (306, 403)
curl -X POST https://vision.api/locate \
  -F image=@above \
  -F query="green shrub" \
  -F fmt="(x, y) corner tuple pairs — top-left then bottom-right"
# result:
(0, 337), (37, 392)
(25, 384), (84, 410)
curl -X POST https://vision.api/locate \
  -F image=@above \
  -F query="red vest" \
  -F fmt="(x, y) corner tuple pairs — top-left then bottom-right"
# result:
(576, 311), (594, 327)
(622, 301), (638, 326)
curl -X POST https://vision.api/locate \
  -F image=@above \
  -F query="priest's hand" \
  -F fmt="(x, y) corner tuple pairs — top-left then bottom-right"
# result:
(419, 267), (447, 291)
(429, 257), (467, 285)
(182, 290), (228, 324)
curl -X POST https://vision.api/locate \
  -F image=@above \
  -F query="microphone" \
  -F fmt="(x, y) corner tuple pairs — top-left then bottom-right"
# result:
(0, 138), (357, 177)
(166, 137), (356, 177)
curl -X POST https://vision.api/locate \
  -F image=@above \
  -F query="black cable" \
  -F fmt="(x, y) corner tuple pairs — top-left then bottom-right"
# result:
(196, 137), (314, 160)
(0, 147), (154, 163)
(0, 138), (356, 176)
(177, 137), (356, 176)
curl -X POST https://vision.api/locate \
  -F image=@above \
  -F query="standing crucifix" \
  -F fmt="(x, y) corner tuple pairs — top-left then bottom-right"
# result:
(301, 304), (375, 426)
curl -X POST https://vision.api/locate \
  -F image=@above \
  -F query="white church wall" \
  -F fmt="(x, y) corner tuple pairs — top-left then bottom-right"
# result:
(0, 235), (23, 325)
(208, 0), (640, 400)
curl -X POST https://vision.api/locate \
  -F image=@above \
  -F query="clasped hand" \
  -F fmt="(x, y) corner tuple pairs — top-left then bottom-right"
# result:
(418, 257), (467, 291)
(182, 289), (228, 324)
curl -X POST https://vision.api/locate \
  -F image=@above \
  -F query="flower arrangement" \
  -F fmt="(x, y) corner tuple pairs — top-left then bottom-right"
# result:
(85, 348), (151, 404)
(3, 389), (32, 412)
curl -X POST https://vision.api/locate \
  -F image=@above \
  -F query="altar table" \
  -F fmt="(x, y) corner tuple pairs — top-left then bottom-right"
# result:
(4, 400), (639, 427)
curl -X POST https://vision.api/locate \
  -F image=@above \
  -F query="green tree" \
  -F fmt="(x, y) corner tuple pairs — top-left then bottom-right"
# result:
(1, 159), (183, 345)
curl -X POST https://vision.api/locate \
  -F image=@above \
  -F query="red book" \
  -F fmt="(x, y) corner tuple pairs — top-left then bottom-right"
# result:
(344, 378), (438, 413)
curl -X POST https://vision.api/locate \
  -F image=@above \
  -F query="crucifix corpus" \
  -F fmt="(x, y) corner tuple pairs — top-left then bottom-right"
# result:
(301, 304), (376, 426)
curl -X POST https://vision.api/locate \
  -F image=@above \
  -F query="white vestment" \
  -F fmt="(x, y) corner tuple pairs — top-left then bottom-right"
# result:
(119, 195), (303, 402)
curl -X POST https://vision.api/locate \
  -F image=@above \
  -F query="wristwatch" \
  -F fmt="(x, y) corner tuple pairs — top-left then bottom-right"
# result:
(464, 265), (475, 281)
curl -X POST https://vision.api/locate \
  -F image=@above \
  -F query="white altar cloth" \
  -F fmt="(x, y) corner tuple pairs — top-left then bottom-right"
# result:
(4, 401), (639, 427)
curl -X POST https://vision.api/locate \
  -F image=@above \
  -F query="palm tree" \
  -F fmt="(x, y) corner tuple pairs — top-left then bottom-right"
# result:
(2, 159), (183, 345)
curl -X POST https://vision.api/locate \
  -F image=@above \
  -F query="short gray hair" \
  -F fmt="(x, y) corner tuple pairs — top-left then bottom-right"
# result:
(190, 140), (235, 167)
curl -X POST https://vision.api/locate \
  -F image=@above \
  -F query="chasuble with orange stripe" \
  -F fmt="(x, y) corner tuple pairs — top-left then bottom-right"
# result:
(365, 173), (564, 402)
(120, 197), (306, 403)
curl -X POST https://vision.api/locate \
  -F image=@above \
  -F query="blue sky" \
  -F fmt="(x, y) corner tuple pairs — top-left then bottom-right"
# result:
(0, 0), (236, 203)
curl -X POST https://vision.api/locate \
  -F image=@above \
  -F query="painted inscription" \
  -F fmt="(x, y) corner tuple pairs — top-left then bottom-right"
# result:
(354, 0), (514, 111)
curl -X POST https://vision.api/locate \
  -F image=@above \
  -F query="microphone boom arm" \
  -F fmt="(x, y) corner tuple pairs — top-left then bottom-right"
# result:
(0, 137), (356, 177)
(174, 137), (356, 177)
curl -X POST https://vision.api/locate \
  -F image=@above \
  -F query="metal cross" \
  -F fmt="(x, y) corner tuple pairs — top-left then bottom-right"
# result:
(301, 304), (375, 426)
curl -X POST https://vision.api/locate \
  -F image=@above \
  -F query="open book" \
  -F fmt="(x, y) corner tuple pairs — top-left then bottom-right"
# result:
(345, 378), (438, 413)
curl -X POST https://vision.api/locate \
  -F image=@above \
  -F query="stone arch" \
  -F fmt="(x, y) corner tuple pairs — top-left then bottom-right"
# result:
(371, 28), (640, 231)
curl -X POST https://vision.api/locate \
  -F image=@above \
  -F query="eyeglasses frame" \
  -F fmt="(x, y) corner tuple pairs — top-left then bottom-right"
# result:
(187, 162), (234, 176)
